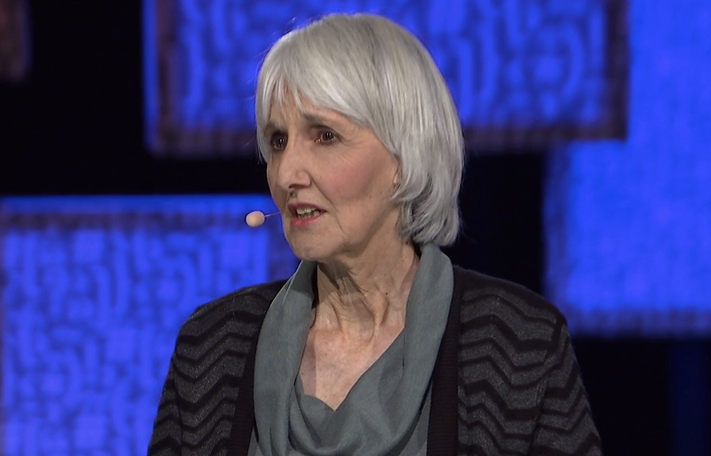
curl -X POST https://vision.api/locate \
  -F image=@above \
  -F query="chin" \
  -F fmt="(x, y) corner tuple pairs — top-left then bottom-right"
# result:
(287, 241), (326, 262)
(287, 239), (345, 265)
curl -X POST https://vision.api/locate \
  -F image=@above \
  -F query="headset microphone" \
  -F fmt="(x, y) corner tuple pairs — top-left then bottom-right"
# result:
(245, 210), (279, 227)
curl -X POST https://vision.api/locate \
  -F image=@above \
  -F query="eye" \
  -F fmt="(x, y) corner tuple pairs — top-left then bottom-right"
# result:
(269, 133), (287, 151)
(316, 130), (337, 144)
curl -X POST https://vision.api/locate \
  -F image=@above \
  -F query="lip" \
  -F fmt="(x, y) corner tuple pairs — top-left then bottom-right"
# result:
(287, 202), (326, 216)
(287, 202), (326, 227)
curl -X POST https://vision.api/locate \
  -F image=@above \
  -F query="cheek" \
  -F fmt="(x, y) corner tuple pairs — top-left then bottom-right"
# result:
(266, 166), (282, 201)
(266, 166), (273, 188)
(329, 164), (389, 208)
(323, 173), (365, 207)
(266, 159), (280, 187)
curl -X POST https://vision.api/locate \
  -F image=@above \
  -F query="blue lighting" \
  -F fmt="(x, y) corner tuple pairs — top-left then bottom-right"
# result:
(0, 196), (298, 455)
(144, 0), (625, 154)
(545, 1), (711, 336)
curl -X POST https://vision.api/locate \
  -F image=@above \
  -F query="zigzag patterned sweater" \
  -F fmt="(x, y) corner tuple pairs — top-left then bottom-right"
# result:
(148, 266), (602, 455)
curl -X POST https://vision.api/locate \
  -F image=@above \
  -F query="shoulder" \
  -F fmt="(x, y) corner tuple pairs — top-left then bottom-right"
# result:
(452, 266), (567, 348)
(177, 280), (287, 339)
(448, 269), (600, 454)
(155, 281), (288, 440)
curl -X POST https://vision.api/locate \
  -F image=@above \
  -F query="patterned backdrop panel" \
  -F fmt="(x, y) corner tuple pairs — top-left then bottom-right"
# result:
(0, 196), (298, 456)
(0, 0), (30, 81)
(145, 0), (627, 156)
(544, 0), (711, 336)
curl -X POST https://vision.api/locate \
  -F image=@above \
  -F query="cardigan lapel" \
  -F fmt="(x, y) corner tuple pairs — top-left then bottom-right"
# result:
(426, 266), (463, 456)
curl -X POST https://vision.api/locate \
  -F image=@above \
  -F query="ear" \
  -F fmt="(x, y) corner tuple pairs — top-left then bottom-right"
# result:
(392, 171), (401, 189)
(392, 160), (401, 188)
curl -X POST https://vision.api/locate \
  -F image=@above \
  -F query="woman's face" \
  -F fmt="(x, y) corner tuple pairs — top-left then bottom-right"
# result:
(265, 96), (401, 265)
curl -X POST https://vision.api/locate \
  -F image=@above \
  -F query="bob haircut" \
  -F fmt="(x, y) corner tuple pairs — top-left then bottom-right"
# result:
(256, 13), (464, 246)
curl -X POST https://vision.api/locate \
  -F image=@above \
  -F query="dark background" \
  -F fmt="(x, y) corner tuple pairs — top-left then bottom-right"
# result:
(1, 2), (705, 454)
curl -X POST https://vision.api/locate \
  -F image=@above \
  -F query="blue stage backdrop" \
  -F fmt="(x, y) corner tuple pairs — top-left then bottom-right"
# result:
(0, 196), (298, 455)
(545, 0), (711, 336)
(144, 0), (627, 156)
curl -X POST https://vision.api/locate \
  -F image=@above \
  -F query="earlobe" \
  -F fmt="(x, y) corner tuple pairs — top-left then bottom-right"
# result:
(392, 171), (401, 190)
(392, 177), (401, 195)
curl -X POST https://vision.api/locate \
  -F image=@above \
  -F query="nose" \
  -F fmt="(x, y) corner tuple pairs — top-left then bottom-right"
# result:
(268, 139), (311, 192)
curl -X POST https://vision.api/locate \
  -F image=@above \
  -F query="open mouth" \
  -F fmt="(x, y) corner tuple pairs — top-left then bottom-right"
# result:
(295, 207), (324, 219)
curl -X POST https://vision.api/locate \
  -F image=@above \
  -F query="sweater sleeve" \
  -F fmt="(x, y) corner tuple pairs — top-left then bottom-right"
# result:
(530, 323), (603, 456)
(147, 355), (182, 455)
(144, 281), (280, 456)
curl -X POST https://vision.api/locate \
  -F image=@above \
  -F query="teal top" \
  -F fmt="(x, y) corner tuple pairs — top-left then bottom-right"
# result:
(253, 244), (453, 456)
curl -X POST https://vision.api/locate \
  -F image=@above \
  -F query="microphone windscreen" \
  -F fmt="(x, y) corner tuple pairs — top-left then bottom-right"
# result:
(245, 210), (266, 227)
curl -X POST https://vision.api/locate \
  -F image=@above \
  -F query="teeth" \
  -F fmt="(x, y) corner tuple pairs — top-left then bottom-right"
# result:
(295, 207), (321, 218)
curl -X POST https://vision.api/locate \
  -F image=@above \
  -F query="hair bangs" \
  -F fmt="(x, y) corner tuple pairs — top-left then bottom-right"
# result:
(256, 31), (372, 160)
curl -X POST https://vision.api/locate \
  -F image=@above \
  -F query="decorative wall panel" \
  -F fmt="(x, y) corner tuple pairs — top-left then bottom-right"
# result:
(0, 196), (297, 455)
(0, 0), (30, 80)
(145, 0), (627, 156)
(545, 0), (711, 336)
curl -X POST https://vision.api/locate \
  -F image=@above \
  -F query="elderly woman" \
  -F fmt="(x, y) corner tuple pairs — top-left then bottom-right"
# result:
(148, 13), (601, 456)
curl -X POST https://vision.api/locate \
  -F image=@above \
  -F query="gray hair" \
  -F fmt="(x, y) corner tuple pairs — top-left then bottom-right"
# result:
(256, 13), (464, 246)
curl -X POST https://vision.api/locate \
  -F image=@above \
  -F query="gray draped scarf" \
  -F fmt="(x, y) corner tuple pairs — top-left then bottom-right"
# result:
(254, 244), (453, 456)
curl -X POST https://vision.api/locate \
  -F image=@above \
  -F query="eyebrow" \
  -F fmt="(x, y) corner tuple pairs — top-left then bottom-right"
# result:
(263, 121), (282, 134)
(265, 110), (343, 133)
(302, 111), (338, 125)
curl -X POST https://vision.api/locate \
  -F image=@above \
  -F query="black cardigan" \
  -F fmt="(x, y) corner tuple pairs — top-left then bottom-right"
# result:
(148, 267), (602, 455)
